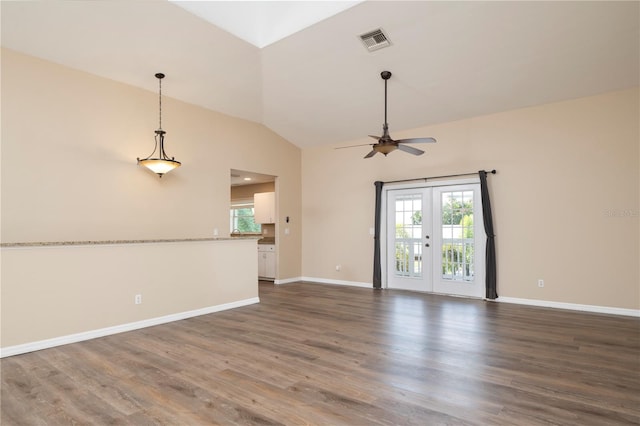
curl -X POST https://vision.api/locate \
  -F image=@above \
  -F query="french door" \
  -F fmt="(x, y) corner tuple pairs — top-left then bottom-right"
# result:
(386, 183), (485, 298)
(386, 188), (433, 291)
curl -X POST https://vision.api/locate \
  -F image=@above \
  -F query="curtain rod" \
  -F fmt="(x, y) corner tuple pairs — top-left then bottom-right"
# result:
(382, 169), (496, 185)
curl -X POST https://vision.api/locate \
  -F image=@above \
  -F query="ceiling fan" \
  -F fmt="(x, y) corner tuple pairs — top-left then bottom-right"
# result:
(338, 71), (436, 158)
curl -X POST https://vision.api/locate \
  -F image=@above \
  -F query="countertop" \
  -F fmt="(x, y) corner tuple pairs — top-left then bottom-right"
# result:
(1, 237), (260, 248)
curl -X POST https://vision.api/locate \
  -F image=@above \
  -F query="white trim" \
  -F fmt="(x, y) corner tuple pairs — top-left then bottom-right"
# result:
(230, 197), (255, 207)
(496, 297), (640, 317)
(0, 297), (260, 358)
(274, 277), (372, 288)
(299, 277), (372, 288)
(274, 276), (303, 285)
(288, 279), (639, 317)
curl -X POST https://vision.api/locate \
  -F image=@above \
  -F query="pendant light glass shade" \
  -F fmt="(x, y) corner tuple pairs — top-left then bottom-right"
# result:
(137, 73), (181, 178)
(138, 160), (180, 175)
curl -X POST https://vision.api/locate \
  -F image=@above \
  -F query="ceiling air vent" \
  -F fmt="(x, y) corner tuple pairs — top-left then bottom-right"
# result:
(359, 28), (391, 52)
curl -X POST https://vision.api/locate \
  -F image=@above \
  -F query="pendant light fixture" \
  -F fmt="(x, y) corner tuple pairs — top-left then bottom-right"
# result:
(137, 73), (181, 178)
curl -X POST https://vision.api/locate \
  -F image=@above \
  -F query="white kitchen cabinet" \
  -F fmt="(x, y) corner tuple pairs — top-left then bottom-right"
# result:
(254, 192), (275, 224)
(258, 244), (276, 280)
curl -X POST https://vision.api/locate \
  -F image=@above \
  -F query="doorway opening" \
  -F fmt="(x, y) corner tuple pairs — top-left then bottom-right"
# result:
(384, 179), (485, 298)
(230, 169), (277, 281)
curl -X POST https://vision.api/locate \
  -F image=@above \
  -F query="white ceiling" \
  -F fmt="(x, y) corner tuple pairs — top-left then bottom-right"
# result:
(2, 1), (638, 149)
(170, 1), (362, 48)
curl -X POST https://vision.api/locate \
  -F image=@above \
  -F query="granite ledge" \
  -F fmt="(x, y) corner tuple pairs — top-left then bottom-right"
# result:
(1, 237), (260, 248)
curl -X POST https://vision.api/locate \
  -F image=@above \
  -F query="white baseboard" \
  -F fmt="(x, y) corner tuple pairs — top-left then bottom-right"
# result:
(0, 297), (260, 358)
(496, 297), (640, 317)
(276, 278), (639, 317)
(274, 276), (302, 285)
(274, 276), (372, 288)
(299, 276), (373, 288)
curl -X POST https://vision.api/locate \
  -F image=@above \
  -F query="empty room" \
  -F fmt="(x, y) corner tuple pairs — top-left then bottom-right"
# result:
(1, 1), (638, 425)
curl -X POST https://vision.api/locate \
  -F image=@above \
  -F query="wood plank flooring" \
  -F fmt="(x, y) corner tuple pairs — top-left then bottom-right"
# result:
(2, 281), (639, 425)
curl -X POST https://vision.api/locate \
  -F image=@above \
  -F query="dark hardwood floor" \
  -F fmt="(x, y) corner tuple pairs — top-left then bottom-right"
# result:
(2, 281), (639, 425)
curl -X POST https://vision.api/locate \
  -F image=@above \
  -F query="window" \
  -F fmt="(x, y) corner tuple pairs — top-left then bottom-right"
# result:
(230, 200), (261, 233)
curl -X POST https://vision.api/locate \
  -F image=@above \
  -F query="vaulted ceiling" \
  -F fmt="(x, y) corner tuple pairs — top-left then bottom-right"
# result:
(2, 1), (638, 149)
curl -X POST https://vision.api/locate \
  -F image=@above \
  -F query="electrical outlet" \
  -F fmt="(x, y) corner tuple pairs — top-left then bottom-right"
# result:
(213, 228), (219, 236)
(135, 294), (142, 304)
(336, 264), (342, 271)
(538, 279), (544, 288)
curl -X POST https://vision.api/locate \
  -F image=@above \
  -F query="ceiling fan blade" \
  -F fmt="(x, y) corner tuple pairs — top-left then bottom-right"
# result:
(364, 150), (378, 158)
(397, 144), (425, 156)
(368, 135), (381, 140)
(335, 143), (374, 150)
(396, 137), (437, 144)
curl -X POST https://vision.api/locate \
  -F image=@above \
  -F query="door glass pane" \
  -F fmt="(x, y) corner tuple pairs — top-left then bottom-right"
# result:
(394, 194), (423, 278)
(441, 191), (474, 281)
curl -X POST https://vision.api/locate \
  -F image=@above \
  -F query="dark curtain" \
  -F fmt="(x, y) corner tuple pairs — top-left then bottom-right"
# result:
(373, 181), (384, 289)
(479, 171), (498, 299)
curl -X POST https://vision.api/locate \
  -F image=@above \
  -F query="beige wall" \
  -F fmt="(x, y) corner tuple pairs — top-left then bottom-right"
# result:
(302, 88), (639, 310)
(231, 182), (275, 201)
(1, 48), (302, 280)
(0, 49), (303, 350)
(1, 240), (258, 349)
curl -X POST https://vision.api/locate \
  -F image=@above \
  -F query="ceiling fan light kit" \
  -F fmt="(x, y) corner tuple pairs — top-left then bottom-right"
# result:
(137, 73), (181, 178)
(339, 70), (437, 159)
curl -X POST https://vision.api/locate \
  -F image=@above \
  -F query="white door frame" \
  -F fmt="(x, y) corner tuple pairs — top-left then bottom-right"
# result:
(381, 178), (485, 298)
